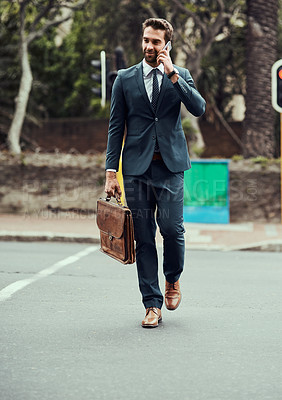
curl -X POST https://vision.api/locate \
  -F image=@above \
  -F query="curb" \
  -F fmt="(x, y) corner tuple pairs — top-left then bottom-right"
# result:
(0, 231), (100, 244)
(0, 231), (281, 252)
(222, 239), (282, 252)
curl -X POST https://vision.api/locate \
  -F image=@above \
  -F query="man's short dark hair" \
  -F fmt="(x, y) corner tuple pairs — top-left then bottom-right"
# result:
(142, 18), (173, 43)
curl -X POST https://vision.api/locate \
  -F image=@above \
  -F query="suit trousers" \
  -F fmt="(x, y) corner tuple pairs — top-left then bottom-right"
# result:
(123, 159), (185, 309)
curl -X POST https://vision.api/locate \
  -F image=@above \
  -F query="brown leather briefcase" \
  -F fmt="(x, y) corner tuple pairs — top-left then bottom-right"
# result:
(96, 197), (135, 264)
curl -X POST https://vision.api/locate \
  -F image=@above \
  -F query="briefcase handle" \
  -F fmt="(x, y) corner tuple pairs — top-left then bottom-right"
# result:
(106, 194), (123, 206)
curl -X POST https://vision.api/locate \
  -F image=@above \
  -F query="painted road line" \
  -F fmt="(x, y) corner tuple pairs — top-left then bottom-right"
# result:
(0, 245), (99, 302)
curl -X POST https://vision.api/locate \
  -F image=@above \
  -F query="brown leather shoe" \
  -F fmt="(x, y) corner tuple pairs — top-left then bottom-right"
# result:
(165, 280), (181, 310)
(142, 307), (162, 328)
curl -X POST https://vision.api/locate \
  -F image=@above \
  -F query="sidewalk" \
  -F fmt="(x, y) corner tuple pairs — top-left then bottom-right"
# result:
(0, 213), (282, 251)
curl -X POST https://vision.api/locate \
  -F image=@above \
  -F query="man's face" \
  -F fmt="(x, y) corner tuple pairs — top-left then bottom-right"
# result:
(142, 26), (166, 67)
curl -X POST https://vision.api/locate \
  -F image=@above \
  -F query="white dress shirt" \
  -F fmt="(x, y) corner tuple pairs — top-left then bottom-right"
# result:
(142, 59), (164, 101)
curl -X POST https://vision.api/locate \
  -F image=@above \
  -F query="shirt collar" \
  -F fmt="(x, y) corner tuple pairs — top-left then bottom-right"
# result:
(142, 59), (164, 77)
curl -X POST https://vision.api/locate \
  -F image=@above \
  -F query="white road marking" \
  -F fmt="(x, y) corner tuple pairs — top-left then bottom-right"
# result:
(0, 245), (99, 302)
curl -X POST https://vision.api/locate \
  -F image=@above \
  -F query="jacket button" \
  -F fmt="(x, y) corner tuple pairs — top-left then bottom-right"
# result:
(155, 117), (158, 122)
(152, 136), (155, 139)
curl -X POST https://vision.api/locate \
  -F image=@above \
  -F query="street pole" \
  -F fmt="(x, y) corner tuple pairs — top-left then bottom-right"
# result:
(271, 60), (282, 223)
(281, 113), (282, 223)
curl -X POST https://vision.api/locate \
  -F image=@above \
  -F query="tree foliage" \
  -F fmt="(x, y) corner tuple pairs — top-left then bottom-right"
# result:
(0, 0), (280, 156)
(27, 0), (247, 123)
(4, 0), (88, 153)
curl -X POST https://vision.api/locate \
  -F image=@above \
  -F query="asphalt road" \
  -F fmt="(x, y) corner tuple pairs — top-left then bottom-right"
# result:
(0, 242), (282, 400)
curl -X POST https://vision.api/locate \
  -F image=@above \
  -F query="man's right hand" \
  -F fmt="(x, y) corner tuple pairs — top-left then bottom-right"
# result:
(105, 171), (122, 199)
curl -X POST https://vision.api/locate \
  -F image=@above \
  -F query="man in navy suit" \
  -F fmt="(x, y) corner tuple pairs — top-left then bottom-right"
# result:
(105, 18), (205, 328)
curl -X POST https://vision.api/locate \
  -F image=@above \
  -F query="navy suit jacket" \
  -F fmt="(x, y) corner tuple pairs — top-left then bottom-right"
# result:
(105, 61), (206, 175)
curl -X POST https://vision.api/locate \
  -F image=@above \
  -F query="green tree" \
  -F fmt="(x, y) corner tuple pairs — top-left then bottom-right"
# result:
(28, 0), (246, 152)
(197, 11), (246, 149)
(29, 0), (120, 119)
(143, 0), (246, 150)
(5, 0), (88, 154)
(0, 3), (20, 141)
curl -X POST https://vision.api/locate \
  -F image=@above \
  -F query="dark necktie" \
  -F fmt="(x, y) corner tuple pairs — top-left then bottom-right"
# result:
(151, 69), (159, 112)
(151, 69), (160, 152)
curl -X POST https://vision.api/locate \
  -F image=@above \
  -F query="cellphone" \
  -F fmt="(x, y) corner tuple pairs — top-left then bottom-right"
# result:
(163, 41), (172, 52)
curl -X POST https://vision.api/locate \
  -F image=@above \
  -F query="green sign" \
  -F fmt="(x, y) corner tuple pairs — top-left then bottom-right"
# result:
(184, 160), (230, 223)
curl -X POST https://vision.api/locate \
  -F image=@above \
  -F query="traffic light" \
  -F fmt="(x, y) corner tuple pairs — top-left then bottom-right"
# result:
(271, 60), (282, 113)
(91, 48), (127, 106)
(91, 50), (106, 107)
(104, 47), (126, 99)
(114, 46), (126, 70)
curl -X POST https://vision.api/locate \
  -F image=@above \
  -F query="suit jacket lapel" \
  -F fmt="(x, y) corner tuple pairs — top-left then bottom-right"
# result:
(135, 62), (154, 112)
(156, 73), (169, 113)
(135, 61), (171, 114)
